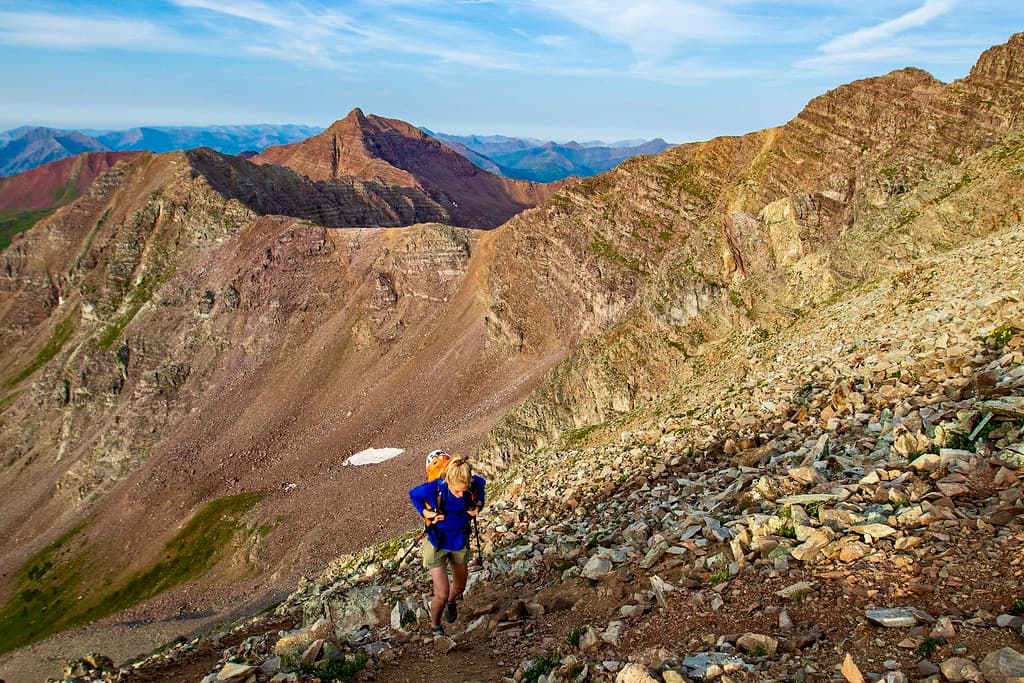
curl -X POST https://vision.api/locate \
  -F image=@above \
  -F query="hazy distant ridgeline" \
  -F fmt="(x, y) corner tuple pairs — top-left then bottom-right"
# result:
(426, 129), (674, 182)
(1, 124), (672, 183)
(0, 124), (323, 177)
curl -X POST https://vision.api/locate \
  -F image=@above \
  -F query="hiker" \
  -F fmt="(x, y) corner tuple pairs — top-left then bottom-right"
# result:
(408, 454), (485, 635)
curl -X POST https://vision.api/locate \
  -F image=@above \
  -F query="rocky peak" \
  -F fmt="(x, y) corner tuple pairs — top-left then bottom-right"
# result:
(969, 31), (1024, 84)
(251, 109), (559, 228)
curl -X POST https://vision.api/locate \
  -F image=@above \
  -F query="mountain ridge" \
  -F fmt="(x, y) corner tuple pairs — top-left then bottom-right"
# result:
(1, 32), (1024, 681)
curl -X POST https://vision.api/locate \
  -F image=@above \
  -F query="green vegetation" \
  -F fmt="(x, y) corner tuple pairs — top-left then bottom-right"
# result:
(257, 515), (285, 538)
(804, 501), (823, 517)
(54, 174), (81, 204)
(989, 324), (1019, 347)
(0, 389), (25, 414)
(0, 208), (56, 251)
(300, 653), (368, 681)
(664, 164), (710, 202)
(523, 655), (560, 682)
(72, 207), (112, 273)
(566, 626), (586, 647)
(4, 308), (78, 389)
(990, 140), (1023, 161)
(588, 236), (641, 272)
(943, 430), (975, 452)
(895, 209), (919, 228)
(667, 339), (687, 353)
(549, 193), (573, 212)
(916, 637), (945, 657)
(96, 270), (173, 350)
(0, 522), (88, 654)
(1009, 597), (1024, 616)
(560, 424), (601, 449)
(704, 567), (730, 586)
(776, 523), (797, 540)
(935, 174), (972, 202)
(0, 492), (263, 655)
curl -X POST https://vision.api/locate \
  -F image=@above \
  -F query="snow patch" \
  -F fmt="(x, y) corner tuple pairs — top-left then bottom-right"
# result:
(345, 447), (404, 466)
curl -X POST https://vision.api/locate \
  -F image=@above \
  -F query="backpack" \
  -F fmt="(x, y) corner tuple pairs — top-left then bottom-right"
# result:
(423, 450), (479, 515)
(425, 449), (451, 482)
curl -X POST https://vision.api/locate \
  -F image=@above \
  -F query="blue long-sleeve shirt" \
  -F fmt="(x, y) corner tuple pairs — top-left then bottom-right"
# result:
(408, 475), (486, 551)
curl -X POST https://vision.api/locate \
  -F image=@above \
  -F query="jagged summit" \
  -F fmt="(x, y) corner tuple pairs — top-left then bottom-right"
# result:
(969, 31), (1024, 83)
(251, 109), (559, 229)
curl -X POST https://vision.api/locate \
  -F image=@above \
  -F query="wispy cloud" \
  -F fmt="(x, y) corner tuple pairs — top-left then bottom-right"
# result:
(0, 10), (193, 51)
(801, 0), (955, 69)
(527, 0), (753, 61)
(536, 34), (570, 49)
(171, 0), (299, 29)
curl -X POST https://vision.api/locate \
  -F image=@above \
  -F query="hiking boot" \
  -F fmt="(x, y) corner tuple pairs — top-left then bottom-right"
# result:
(431, 624), (445, 636)
(445, 601), (458, 623)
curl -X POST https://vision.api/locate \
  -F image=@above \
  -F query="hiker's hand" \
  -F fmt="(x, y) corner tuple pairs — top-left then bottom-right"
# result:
(424, 511), (444, 523)
(468, 508), (479, 517)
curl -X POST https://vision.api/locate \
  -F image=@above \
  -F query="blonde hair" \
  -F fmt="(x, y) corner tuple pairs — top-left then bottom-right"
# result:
(444, 457), (472, 489)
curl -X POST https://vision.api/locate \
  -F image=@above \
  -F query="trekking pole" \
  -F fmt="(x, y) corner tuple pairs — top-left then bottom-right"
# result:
(472, 515), (484, 569)
(380, 528), (425, 584)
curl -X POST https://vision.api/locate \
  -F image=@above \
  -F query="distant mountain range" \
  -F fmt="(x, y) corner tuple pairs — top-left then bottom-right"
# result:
(1, 124), (672, 183)
(423, 130), (674, 182)
(0, 124), (322, 177)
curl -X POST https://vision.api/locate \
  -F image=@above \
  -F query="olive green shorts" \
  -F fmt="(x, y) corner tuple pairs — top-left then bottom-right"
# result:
(422, 537), (471, 569)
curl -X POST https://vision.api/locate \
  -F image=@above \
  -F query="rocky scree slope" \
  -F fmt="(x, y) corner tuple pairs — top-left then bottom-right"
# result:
(4, 32), (1024, 678)
(78, 200), (1024, 683)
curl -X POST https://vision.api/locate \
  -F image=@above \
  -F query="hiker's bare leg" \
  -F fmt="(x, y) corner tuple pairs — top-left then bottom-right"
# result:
(429, 566), (450, 627)
(450, 561), (468, 603)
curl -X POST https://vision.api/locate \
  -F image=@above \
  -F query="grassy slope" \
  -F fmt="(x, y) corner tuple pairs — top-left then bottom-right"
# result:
(0, 492), (263, 654)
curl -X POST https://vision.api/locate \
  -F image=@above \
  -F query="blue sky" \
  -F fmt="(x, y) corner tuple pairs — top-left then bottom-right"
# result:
(0, 1), (1021, 143)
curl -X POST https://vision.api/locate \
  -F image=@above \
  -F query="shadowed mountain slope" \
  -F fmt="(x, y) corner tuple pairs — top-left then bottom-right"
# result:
(2, 33), (1024, 678)
(251, 109), (560, 229)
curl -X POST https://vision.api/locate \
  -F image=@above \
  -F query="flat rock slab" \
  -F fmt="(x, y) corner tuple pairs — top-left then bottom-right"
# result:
(778, 493), (838, 506)
(217, 662), (256, 681)
(981, 396), (1024, 418)
(866, 607), (921, 628)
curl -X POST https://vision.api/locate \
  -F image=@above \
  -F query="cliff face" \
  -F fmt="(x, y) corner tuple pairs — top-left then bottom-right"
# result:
(2, 34), (1024, 664)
